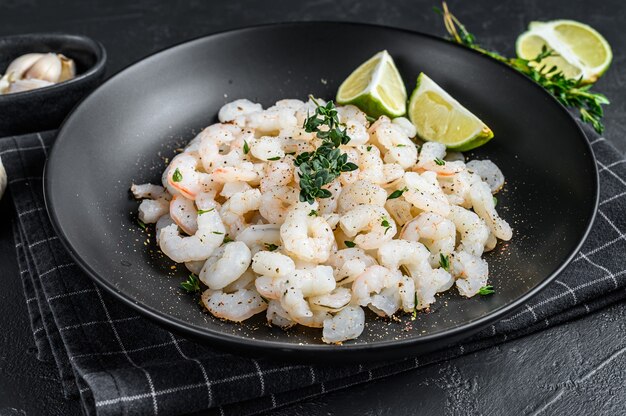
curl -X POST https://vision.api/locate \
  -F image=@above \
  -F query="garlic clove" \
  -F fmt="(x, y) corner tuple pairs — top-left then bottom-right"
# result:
(5, 53), (44, 80)
(58, 54), (76, 82)
(25, 53), (62, 83)
(7, 78), (55, 93)
(0, 74), (10, 94)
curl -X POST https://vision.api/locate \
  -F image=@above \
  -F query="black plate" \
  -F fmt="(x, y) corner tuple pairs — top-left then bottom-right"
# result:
(44, 23), (598, 360)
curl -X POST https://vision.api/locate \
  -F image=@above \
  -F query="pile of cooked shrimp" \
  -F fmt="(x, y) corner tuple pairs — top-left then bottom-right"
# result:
(131, 97), (512, 344)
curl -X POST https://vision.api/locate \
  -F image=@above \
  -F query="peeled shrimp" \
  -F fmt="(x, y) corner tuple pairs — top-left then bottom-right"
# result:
(158, 193), (225, 262)
(339, 205), (397, 250)
(369, 116), (418, 169)
(416, 142), (465, 176)
(405, 212), (456, 268)
(448, 205), (490, 256)
(280, 201), (335, 263)
(322, 306), (365, 343)
(451, 251), (489, 297)
(337, 180), (387, 214)
(218, 99), (263, 123)
(403, 171), (450, 217)
(199, 241), (252, 290)
(466, 159), (505, 193)
(201, 288), (267, 322)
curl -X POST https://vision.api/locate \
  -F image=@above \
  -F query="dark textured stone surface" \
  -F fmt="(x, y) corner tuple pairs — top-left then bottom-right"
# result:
(1, 0), (624, 414)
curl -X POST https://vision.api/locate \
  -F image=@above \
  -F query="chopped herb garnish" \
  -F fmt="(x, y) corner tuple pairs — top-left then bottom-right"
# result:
(387, 186), (409, 200)
(285, 151), (296, 156)
(434, 158), (446, 166)
(396, 144), (407, 147)
(267, 156), (281, 161)
(436, 2), (609, 133)
(243, 140), (250, 155)
(137, 219), (147, 230)
(212, 231), (224, 235)
(265, 243), (279, 251)
(478, 285), (495, 296)
(197, 208), (214, 215)
(381, 217), (392, 234)
(308, 209), (318, 217)
(181, 273), (200, 293)
(439, 253), (450, 271)
(172, 168), (183, 182)
(493, 196), (498, 207)
(223, 236), (234, 244)
(296, 97), (358, 204)
(366, 145), (372, 152)
(365, 115), (377, 123)
(344, 240), (356, 248)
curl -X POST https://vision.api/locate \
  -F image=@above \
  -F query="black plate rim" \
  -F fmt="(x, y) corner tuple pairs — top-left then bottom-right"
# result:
(0, 32), (107, 101)
(44, 21), (600, 354)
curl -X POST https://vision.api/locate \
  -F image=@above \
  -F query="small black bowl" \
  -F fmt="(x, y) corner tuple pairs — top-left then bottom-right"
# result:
(0, 33), (106, 137)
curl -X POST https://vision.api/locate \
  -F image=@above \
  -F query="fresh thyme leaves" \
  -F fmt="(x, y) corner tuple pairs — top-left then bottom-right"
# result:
(396, 144), (407, 147)
(243, 140), (250, 155)
(366, 145), (372, 152)
(212, 231), (224, 235)
(137, 218), (147, 230)
(381, 216), (392, 234)
(344, 240), (356, 248)
(197, 208), (214, 215)
(308, 209), (318, 217)
(478, 285), (495, 295)
(265, 243), (279, 251)
(387, 186), (409, 200)
(439, 253), (450, 271)
(172, 168), (183, 182)
(223, 236), (234, 244)
(434, 158), (446, 166)
(436, 2), (610, 133)
(181, 273), (201, 293)
(267, 156), (281, 161)
(295, 97), (358, 204)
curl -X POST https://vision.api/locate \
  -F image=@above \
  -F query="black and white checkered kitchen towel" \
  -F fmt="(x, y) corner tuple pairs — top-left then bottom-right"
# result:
(3, 120), (625, 416)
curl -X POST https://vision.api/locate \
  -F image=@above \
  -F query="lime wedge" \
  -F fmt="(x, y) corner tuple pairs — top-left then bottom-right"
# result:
(337, 50), (407, 118)
(408, 73), (493, 152)
(516, 19), (612, 84)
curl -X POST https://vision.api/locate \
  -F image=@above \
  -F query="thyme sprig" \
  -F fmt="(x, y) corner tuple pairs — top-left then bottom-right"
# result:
(181, 273), (201, 293)
(435, 2), (609, 133)
(295, 97), (358, 204)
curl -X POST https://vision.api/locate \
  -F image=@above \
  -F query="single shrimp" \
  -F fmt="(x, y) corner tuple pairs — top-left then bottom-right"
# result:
(236, 224), (281, 254)
(309, 287), (352, 312)
(218, 99), (263, 123)
(197, 123), (243, 172)
(280, 201), (335, 263)
(351, 265), (401, 317)
(339, 205), (397, 250)
(259, 160), (295, 193)
(415, 142), (465, 177)
(169, 195), (198, 235)
(164, 153), (216, 200)
(369, 116), (418, 169)
(325, 247), (378, 285)
(322, 305), (365, 344)
(220, 188), (262, 237)
(448, 205), (490, 256)
(201, 288), (267, 322)
(337, 180), (387, 214)
(251, 251), (296, 278)
(407, 212), (456, 268)
(468, 177), (512, 241)
(199, 241), (252, 290)
(451, 250), (489, 297)
(259, 186), (299, 225)
(266, 300), (296, 329)
(466, 159), (505, 193)
(158, 193), (225, 262)
(403, 171), (451, 217)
